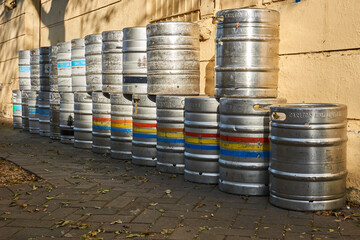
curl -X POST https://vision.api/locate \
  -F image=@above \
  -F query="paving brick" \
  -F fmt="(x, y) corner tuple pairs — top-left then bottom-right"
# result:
(86, 214), (134, 224)
(0, 226), (22, 239)
(132, 209), (162, 224)
(339, 221), (360, 236)
(256, 224), (285, 239)
(149, 217), (181, 232)
(285, 232), (312, 239)
(6, 219), (54, 228)
(9, 227), (63, 239)
(313, 215), (339, 228)
(168, 226), (198, 239)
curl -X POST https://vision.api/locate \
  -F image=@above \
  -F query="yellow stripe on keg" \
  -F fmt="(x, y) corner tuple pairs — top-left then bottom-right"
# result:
(93, 121), (111, 127)
(157, 131), (184, 138)
(133, 127), (157, 133)
(185, 137), (219, 145)
(111, 123), (132, 128)
(220, 142), (270, 151)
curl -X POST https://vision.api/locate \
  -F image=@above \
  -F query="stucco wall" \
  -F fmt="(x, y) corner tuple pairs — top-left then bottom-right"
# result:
(0, 0), (359, 202)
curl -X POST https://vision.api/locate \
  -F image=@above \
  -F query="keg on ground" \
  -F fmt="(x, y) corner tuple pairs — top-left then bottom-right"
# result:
(85, 34), (103, 93)
(92, 92), (111, 153)
(38, 91), (51, 137)
(74, 92), (92, 149)
(50, 92), (61, 140)
(102, 30), (123, 93)
(132, 94), (157, 166)
(122, 27), (147, 95)
(50, 46), (58, 92)
(184, 97), (220, 184)
(218, 98), (285, 195)
(12, 90), (22, 129)
(269, 104), (348, 211)
(28, 91), (39, 134)
(110, 93), (133, 159)
(147, 22), (200, 95)
(21, 91), (29, 131)
(156, 95), (186, 174)
(215, 8), (280, 98)
(57, 42), (72, 92)
(60, 92), (74, 143)
(19, 50), (31, 91)
(71, 38), (86, 92)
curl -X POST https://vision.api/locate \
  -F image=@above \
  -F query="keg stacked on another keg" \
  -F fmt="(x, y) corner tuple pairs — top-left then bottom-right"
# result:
(145, 22), (201, 172)
(215, 8), (285, 195)
(49, 46), (61, 140)
(28, 48), (40, 134)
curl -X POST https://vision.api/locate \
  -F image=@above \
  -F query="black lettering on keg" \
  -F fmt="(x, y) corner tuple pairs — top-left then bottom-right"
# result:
(123, 76), (147, 84)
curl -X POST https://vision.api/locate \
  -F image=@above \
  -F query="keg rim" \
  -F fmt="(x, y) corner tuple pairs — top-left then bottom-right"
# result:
(216, 8), (280, 15)
(270, 103), (347, 110)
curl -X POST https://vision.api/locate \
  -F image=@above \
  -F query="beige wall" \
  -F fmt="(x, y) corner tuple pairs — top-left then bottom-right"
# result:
(0, 0), (359, 202)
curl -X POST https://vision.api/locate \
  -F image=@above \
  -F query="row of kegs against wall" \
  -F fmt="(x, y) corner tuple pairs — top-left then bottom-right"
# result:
(12, 8), (348, 211)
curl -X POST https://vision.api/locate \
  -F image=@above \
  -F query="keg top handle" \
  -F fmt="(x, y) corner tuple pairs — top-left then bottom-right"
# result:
(270, 103), (347, 123)
(215, 8), (280, 24)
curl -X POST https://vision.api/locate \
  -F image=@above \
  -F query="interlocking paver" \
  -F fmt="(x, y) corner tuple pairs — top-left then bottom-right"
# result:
(0, 122), (359, 239)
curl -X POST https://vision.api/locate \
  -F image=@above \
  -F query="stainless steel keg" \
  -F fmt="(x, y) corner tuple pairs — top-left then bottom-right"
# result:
(21, 90), (29, 131)
(28, 91), (39, 134)
(19, 50), (31, 91)
(219, 98), (285, 195)
(50, 92), (61, 140)
(39, 47), (51, 91)
(30, 49), (40, 91)
(122, 27), (147, 95)
(85, 34), (103, 93)
(215, 8), (280, 98)
(110, 93), (133, 159)
(132, 94), (157, 166)
(71, 38), (86, 92)
(184, 97), (220, 184)
(60, 92), (74, 143)
(74, 92), (92, 148)
(156, 95), (186, 174)
(57, 42), (72, 92)
(38, 91), (51, 137)
(92, 92), (111, 153)
(102, 30), (123, 93)
(50, 46), (58, 92)
(269, 103), (347, 211)
(12, 90), (22, 129)
(147, 22), (200, 95)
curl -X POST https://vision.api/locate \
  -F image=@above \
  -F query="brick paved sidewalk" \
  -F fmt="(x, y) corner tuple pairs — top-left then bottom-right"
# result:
(0, 122), (359, 240)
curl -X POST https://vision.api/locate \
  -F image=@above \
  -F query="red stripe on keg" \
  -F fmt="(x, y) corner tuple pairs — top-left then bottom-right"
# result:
(220, 135), (269, 143)
(157, 127), (184, 132)
(111, 119), (132, 123)
(93, 117), (111, 121)
(133, 122), (157, 128)
(185, 132), (220, 138)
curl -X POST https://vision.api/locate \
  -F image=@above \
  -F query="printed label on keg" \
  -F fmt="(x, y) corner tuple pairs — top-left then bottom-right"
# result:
(19, 66), (30, 71)
(58, 62), (71, 68)
(71, 60), (86, 67)
(123, 76), (147, 84)
(13, 105), (21, 112)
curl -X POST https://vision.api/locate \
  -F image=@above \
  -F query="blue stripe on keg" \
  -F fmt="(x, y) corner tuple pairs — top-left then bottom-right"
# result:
(157, 137), (185, 144)
(29, 108), (37, 114)
(133, 133), (157, 139)
(13, 105), (22, 111)
(185, 143), (219, 151)
(220, 149), (270, 158)
(111, 127), (132, 133)
(71, 60), (86, 67)
(19, 66), (30, 71)
(93, 125), (111, 131)
(58, 62), (71, 68)
(38, 109), (50, 115)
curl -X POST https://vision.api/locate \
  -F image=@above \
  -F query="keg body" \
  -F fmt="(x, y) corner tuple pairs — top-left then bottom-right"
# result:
(71, 38), (86, 92)
(92, 92), (111, 153)
(12, 90), (22, 129)
(38, 91), (51, 136)
(184, 97), (220, 184)
(74, 92), (92, 149)
(147, 22), (200, 95)
(40, 47), (51, 91)
(102, 31), (123, 93)
(156, 95), (186, 174)
(28, 91), (39, 134)
(19, 50), (31, 90)
(57, 42), (72, 92)
(50, 46), (59, 92)
(21, 91), (29, 131)
(50, 92), (61, 140)
(85, 34), (103, 93)
(60, 92), (74, 143)
(219, 98), (285, 195)
(215, 9), (280, 98)
(122, 27), (147, 95)
(132, 94), (157, 166)
(269, 104), (347, 211)
(30, 49), (40, 91)
(110, 93), (133, 159)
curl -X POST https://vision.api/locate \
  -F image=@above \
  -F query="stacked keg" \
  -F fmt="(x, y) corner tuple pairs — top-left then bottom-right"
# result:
(50, 46), (61, 140)
(145, 22), (201, 171)
(28, 48), (40, 134)
(18, 50), (30, 131)
(72, 38), (92, 149)
(57, 42), (74, 143)
(215, 8), (285, 195)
